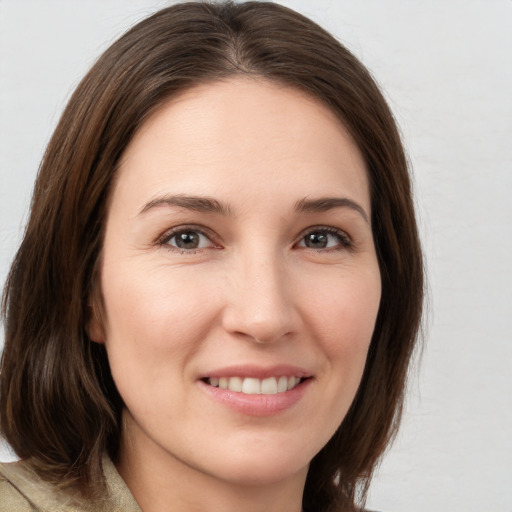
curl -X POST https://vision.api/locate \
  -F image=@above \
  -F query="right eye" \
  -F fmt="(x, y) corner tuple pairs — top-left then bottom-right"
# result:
(161, 229), (214, 251)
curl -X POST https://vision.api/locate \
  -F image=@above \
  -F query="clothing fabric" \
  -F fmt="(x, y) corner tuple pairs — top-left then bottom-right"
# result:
(1, 458), (383, 511)
(0, 457), (141, 512)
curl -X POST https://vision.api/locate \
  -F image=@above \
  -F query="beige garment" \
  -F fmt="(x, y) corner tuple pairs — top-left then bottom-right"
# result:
(0, 457), (141, 512)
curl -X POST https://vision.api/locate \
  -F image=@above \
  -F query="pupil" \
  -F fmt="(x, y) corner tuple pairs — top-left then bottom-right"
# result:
(176, 232), (199, 249)
(306, 232), (327, 248)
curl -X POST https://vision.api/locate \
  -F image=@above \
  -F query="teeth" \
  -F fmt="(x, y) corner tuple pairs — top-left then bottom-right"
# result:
(277, 376), (288, 393)
(229, 376), (243, 392)
(287, 376), (299, 390)
(261, 377), (277, 394)
(207, 376), (303, 394)
(242, 377), (260, 394)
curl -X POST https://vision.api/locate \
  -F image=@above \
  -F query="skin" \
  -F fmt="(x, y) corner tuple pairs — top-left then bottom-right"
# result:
(89, 78), (381, 512)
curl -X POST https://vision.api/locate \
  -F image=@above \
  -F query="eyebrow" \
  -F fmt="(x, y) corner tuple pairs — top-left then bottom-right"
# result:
(139, 194), (232, 216)
(295, 197), (370, 223)
(138, 194), (369, 223)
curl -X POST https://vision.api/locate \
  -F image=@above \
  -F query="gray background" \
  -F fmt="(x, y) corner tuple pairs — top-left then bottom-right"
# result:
(1, 1), (511, 511)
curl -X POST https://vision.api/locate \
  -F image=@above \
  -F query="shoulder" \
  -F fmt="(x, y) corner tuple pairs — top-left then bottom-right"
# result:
(0, 458), (141, 512)
(0, 459), (88, 512)
(0, 459), (51, 511)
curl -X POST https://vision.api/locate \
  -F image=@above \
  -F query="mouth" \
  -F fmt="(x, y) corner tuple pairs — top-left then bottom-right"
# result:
(203, 376), (307, 395)
(199, 367), (312, 416)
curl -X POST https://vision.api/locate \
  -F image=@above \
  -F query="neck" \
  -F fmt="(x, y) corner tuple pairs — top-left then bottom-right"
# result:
(117, 413), (307, 512)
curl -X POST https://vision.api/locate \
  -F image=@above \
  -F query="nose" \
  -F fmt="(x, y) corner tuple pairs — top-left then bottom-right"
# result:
(221, 250), (301, 344)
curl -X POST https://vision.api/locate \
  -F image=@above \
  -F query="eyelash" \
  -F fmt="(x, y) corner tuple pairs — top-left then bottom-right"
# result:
(156, 225), (353, 253)
(298, 226), (353, 251)
(156, 225), (219, 254)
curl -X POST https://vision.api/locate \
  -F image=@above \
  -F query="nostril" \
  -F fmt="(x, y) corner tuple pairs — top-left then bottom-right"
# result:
(221, 277), (300, 344)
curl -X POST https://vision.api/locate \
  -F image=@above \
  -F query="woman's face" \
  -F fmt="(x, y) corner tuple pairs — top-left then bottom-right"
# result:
(91, 78), (381, 488)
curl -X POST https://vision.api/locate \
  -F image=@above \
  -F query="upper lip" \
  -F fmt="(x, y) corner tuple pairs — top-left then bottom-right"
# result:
(201, 364), (312, 380)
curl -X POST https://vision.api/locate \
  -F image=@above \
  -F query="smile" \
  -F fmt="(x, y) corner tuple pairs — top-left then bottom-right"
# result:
(206, 376), (303, 395)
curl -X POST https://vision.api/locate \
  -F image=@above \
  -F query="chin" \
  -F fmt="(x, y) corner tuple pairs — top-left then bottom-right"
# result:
(191, 435), (314, 487)
(213, 456), (310, 487)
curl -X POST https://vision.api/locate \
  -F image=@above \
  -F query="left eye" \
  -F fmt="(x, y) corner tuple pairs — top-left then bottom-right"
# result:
(164, 230), (213, 250)
(298, 230), (349, 250)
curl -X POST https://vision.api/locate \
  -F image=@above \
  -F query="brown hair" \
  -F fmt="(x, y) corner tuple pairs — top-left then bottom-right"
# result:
(1, 2), (423, 511)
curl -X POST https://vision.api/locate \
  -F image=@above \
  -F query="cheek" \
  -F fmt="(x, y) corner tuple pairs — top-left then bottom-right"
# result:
(99, 264), (222, 423)
(291, 267), (381, 446)
(303, 266), (381, 348)
(300, 265), (381, 405)
(100, 263), (219, 375)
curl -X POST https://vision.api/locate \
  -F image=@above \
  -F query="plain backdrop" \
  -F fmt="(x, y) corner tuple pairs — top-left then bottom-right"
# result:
(1, 1), (511, 511)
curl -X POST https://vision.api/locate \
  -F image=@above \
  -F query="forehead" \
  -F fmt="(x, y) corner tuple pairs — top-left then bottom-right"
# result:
(113, 77), (370, 215)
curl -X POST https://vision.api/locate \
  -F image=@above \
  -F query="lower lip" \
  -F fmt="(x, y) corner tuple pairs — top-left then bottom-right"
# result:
(198, 379), (311, 417)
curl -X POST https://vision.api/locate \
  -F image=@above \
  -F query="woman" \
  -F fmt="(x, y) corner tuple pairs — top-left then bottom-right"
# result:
(0, 2), (423, 511)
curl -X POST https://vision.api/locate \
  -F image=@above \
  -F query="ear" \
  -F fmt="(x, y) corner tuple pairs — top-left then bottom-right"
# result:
(87, 303), (106, 343)
(86, 284), (106, 343)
